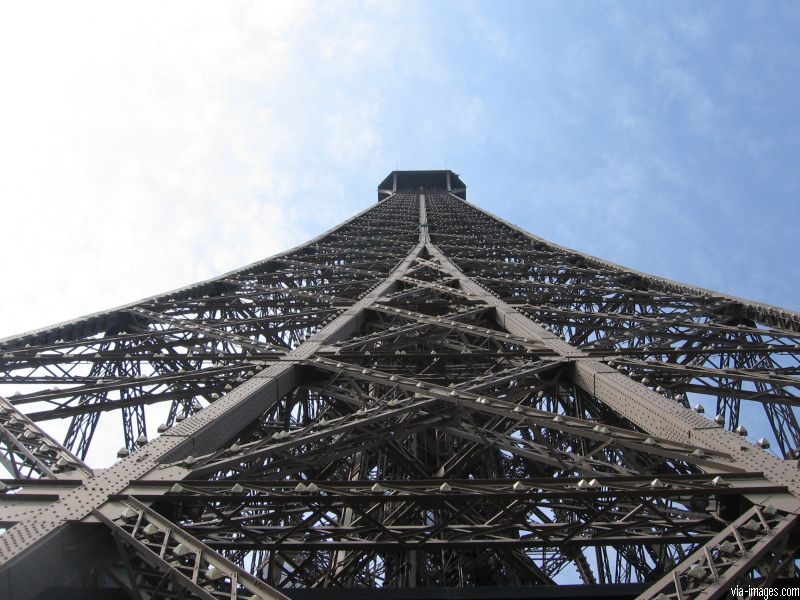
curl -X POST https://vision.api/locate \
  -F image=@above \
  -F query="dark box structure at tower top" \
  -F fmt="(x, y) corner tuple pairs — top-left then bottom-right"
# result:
(378, 169), (466, 201)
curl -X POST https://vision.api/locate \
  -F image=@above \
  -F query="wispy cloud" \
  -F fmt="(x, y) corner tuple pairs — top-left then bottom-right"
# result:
(0, 1), (412, 336)
(462, 2), (518, 62)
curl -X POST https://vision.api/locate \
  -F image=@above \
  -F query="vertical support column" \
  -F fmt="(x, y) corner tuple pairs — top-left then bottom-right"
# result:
(419, 194), (429, 244)
(328, 450), (363, 585)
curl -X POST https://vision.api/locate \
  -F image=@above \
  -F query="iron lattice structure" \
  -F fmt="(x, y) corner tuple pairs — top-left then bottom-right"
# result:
(0, 170), (798, 600)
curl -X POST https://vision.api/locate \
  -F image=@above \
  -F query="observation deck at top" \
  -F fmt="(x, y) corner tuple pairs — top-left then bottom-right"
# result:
(378, 169), (466, 201)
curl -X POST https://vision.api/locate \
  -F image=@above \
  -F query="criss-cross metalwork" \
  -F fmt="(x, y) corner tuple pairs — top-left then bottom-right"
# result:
(0, 171), (797, 600)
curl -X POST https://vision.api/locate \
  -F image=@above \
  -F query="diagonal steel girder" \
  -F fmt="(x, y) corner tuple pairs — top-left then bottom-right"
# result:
(0, 395), (91, 480)
(94, 497), (289, 600)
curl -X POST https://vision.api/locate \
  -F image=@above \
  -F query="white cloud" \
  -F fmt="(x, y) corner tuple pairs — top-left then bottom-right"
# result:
(324, 91), (383, 166)
(612, 89), (653, 134)
(620, 13), (719, 135)
(673, 12), (712, 42)
(0, 1), (405, 338)
(658, 65), (716, 133)
(455, 96), (485, 138)
(462, 2), (517, 62)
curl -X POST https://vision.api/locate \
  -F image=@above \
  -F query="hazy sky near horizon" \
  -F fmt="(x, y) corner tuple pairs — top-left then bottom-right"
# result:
(1, 1), (799, 339)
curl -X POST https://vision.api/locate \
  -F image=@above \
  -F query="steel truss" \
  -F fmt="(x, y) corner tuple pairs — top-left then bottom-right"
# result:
(0, 171), (798, 599)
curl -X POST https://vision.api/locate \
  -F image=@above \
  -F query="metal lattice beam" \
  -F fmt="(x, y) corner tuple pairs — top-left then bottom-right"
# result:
(0, 172), (798, 599)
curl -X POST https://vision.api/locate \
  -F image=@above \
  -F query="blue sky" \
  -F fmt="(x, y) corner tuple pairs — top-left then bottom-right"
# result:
(0, 1), (799, 338)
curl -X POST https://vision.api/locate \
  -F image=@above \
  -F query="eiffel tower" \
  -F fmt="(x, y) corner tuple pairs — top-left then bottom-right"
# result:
(0, 170), (798, 600)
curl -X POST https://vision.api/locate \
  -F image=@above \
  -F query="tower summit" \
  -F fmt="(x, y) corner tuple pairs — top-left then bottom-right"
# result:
(0, 172), (798, 599)
(378, 169), (466, 201)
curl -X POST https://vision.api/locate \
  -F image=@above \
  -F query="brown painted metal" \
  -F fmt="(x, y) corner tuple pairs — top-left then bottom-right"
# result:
(0, 173), (797, 598)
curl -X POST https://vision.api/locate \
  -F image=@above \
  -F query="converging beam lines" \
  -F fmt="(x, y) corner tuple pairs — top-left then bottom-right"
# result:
(297, 358), (736, 470)
(0, 179), (797, 598)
